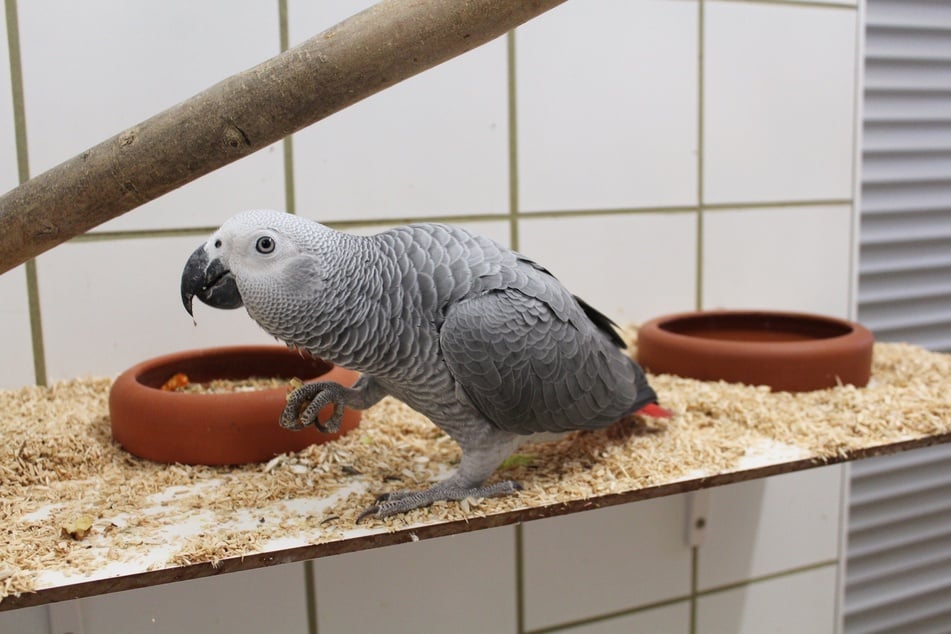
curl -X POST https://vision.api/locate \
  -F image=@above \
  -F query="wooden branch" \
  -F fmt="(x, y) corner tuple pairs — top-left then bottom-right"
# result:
(0, 0), (566, 275)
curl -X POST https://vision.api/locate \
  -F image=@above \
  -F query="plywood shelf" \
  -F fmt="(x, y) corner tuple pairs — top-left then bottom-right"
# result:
(3, 341), (950, 612)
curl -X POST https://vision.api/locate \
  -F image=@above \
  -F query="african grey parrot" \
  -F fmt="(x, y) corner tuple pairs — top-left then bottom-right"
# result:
(181, 209), (669, 520)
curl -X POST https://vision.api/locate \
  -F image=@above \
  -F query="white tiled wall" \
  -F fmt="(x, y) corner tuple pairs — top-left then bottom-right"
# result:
(697, 466), (844, 591)
(17, 0), (286, 232)
(289, 0), (511, 221)
(313, 527), (518, 633)
(0, 0), (862, 632)
(696, 565), (840, 634)
(515, 0), (699, 212)
(521, 497), (692, 631)
(77, 564), (310, 633)
(518, 212), (698, 323)
(702, 205), (855, 317)
(702, 1), (858, 205)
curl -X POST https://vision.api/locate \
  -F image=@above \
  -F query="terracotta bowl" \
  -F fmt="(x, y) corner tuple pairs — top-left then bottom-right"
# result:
(109, 346), (361, 465)
(636, 310), (875, 392)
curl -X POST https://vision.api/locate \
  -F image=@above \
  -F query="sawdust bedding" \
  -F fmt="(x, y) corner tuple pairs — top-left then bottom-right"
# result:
(1, 331), (950, 601)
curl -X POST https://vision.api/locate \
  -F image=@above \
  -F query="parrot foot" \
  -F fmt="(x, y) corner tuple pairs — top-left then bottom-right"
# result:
(280, 381), (349, 433)
(356, 480), (522, 523)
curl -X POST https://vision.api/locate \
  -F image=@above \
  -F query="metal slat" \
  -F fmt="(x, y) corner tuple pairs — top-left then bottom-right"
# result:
(852, 444), (951, 477)
(866, 59), (951, 92)
(862, 152), (951, 184)
(849, 484), (951, 533)
(864, 90), (951, 122)
(859, 239), (951, 274)
(847, 533), (951, 585)
(860, 208), (951, 244)
(866, 1), (951, 31)
(848, 2), (951, 631)
(867, 27), (951, 62)
(845, 587), (951, 634)
(861, 180), (951, 214)
(863, 121), (951, 154)
(845, 552), (951, 614)
(850, 455), (951, 504)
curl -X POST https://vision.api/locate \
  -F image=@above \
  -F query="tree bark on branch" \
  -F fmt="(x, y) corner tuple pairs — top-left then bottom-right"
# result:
(0, 0), (566, 275)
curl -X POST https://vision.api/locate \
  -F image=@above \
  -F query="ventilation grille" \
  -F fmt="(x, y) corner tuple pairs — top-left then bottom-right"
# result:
(847, 1), (951, 632)
(858, 0), (951, 353)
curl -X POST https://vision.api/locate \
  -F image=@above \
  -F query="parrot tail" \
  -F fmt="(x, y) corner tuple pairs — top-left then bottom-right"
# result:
(629, 358), (673, 418)
(635, 402), (673, 418)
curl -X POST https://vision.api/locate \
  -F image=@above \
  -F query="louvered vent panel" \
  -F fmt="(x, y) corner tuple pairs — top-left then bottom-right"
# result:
(847, 1), (951, 633)
(858, 0), (951, 352)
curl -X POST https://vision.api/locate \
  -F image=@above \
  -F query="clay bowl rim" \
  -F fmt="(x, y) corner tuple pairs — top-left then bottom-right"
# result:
(109, 345), (360, 465)
(111, 344), (341, 411)
(638, 309), (874, 358)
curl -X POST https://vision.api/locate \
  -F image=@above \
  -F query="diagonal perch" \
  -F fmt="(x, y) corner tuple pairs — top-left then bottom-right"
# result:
(0, 0), (567, 275)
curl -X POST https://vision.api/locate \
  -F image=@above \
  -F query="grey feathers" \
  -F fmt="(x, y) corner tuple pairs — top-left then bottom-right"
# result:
(197, 210), (656, 437)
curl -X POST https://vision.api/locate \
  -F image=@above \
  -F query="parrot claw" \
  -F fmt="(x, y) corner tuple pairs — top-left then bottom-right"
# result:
(280, 381), (348, 433)
(355, 480), (523, 523)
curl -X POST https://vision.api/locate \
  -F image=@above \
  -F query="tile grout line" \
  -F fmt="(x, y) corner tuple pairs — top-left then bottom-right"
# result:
(709, 0), (858, 10)
(506, 30), (520, 252)
(507, 30), (528, 634)
(695, 0), (706, 312)
(278, 0), (296, 217)
(524, 594), (694, 634)
(65, 198), (855, 244)
(690, 546), (700, 634)
(5, 0), (47, 387)
(691, 2), (705, 626)
(277, 3), (314, 633)
(524, 559), (842, 633)
(698, 558), (840, 597)
(515, 524), (526, 634)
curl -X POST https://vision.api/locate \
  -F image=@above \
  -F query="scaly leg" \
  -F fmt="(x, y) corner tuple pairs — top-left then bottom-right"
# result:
(357, 426), (522, 522)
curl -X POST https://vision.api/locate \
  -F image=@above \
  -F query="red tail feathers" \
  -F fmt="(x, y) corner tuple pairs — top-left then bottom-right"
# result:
(636, 402), (673, 418)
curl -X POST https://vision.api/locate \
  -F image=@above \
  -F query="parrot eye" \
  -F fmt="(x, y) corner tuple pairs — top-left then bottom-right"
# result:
(255, 235), (276, 254)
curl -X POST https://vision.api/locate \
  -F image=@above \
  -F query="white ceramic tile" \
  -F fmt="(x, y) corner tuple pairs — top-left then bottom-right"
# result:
(313, 527), (517, 633)
(703, 2), (858, 204)
(521, 496), (692, 631)
(79, 563), (309, 633)
(36, 236), (275, 382)
(518, 213), (698, 324)
(697, 466), (844, 591)
(785, 0), (856, 5)
(288, 0), (509, 221)
(516, 0), (699, 212)
(0, 605), (49, 634)
(18, 0), (285, 232)
(558, 601), (691, 634)
(701, 205), (854, 318)
(696, 565), (839, 634)
(0, 266), (37, 388)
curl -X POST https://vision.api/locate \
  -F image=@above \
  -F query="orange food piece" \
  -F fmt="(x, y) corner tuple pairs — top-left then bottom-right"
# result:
(160, 372), (190, 391)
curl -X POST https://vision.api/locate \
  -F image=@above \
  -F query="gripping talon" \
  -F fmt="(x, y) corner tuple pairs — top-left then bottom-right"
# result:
(280, 381), (348, 431)
(356, 506), (380, 524)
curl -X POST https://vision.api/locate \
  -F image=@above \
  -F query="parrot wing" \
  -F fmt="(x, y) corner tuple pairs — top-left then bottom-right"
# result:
(440, 284), (647, 435)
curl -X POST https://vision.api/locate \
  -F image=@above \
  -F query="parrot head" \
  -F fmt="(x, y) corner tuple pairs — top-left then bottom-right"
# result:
(180, 209), (319, 318)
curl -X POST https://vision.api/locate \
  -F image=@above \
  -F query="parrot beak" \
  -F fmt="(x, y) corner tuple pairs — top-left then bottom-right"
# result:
(181, 244), (244, 316)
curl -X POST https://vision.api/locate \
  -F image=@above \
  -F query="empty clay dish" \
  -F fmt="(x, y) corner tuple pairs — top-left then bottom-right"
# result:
(109, 346), (361, 465)
(636, 310), (874, 392)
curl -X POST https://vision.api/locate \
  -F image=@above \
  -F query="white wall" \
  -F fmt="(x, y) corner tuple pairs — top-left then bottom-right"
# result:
(0, 0), (861, 632)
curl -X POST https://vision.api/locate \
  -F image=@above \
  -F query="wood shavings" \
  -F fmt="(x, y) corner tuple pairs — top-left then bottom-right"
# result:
(0, 337), (950, 603)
